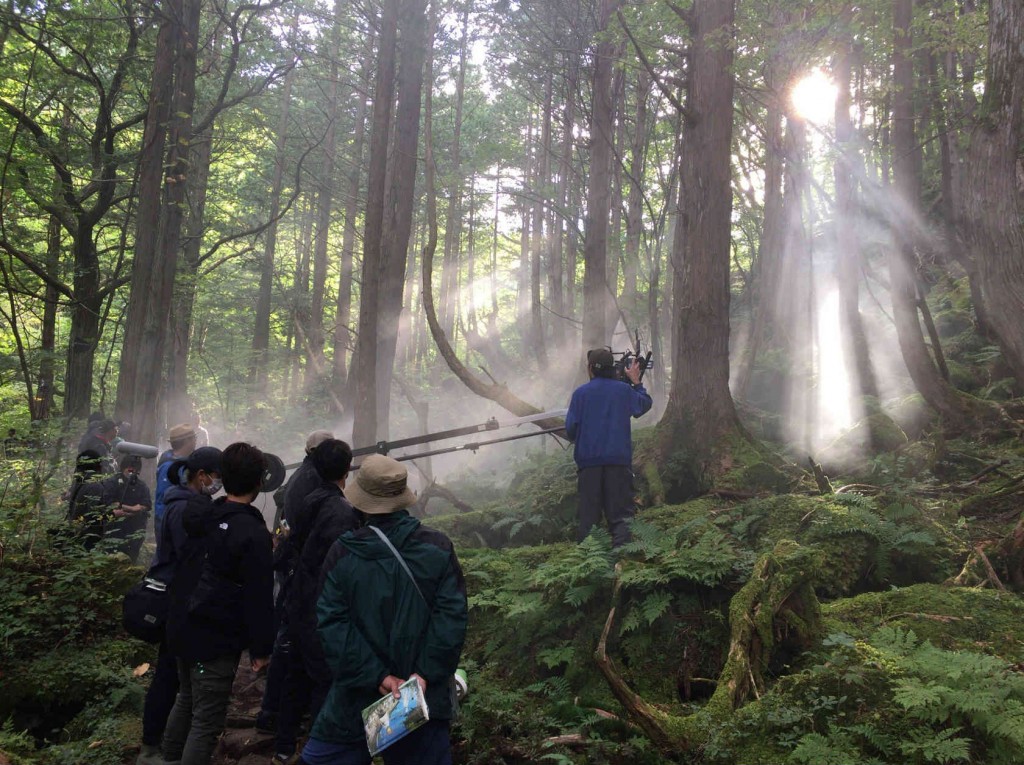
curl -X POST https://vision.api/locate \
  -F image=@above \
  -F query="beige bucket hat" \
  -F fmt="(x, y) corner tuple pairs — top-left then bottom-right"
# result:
(346, 454), (417, 514)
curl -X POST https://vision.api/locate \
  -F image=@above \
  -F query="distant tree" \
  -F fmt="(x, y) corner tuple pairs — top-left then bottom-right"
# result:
(580, 0), (621, 357)
(0, 0), (147, 417)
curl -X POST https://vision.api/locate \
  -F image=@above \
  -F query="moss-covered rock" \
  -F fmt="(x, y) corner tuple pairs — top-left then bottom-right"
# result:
(823, 583), (1024, 660)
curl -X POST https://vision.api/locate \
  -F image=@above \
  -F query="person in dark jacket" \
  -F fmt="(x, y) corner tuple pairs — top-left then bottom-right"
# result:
(564, 348), (652, 547)
(162, 443), (274, 765)
(67, 450), (109, 546)
(298, 455), (467, 765)
(257, 429), (335, 736)
(91, 454), (152, 562)
(136, 447), (222, 765)
(78, 419), (118, 473)
(272, 439), (359, 763)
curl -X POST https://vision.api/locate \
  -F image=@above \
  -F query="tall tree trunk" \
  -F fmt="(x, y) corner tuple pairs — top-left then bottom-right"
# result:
(168, 126), (214, 422)
(580, 0), (620, 355)
(115, 0), (198, 444)
(331, 36), (373, 403)
(959, 0), (1024, 387)
(374, 0), (430, 439)
(552, 49), (577, 346)
(439, 4), (469, 341)
(623, 70), (650, 326)
(834, 35), (880, 411)
(890, 0), (975, 426)
(350, 0), (399, 448)
(306, 0), (345, 393)
(660, 0), (740, 496)
(531, 68), (552, 361)
(249, 11), (299, 400)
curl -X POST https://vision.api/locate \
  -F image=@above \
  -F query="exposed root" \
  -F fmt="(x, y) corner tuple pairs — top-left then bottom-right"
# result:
(593, 541), (824, 754)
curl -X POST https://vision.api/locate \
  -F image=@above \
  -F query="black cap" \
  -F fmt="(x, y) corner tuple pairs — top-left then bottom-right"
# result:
(186, 446), (222, 474)
(587, 347), (615, 371)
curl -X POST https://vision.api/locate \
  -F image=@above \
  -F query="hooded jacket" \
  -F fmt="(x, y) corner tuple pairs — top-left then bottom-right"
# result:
(149, 485), (208, 584)
(311, 511), (467, 744)
(166, 497), (275, 662)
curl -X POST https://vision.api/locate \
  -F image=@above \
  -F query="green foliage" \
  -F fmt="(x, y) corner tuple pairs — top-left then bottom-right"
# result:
(0, 547), (139, 670)
(711, 622), (1024, 765)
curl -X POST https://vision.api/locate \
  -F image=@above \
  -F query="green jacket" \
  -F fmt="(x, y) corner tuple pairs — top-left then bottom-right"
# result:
(311, 511), (468, 743)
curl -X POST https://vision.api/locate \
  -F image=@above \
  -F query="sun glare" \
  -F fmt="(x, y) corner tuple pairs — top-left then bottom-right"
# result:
(790, 69), (838, 125)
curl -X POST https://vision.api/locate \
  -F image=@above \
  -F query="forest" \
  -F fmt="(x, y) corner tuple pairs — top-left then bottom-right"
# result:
(1, 0), (1024, 762)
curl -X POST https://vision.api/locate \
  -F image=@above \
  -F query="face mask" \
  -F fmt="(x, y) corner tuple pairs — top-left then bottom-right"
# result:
(202, 477), (223, 496)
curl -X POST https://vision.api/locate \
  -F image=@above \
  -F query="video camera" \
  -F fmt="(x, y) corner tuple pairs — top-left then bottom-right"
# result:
(613, 349), (654, 383)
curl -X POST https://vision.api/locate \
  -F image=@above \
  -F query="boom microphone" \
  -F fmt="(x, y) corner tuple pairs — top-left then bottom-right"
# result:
(113, 441), (160, 459)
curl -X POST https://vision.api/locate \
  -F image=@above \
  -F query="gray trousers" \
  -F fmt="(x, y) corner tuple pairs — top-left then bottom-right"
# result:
(162, 654), (239, 765)
(577, 465), (635, 547)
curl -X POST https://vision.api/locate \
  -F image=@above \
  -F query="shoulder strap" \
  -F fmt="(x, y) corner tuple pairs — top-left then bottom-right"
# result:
(368, 524), (427, 606)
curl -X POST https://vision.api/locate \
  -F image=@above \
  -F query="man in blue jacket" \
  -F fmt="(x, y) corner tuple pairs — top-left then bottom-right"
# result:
(564, 348), (653, 547)
(299, 454), (467, 765)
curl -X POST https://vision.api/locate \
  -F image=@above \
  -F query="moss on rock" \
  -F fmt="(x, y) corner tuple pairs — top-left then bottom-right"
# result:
(823, 583), (1024, 660)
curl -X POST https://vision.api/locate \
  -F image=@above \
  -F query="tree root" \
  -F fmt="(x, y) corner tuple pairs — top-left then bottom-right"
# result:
(594, 541), (824, 753)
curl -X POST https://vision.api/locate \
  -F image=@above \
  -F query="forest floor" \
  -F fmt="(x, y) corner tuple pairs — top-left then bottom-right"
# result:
(2, 412), (1024, 764)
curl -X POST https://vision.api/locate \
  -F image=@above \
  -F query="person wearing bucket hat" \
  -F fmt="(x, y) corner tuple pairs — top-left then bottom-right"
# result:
(565, 347), (653, 547)
(133, 446), (223, 765)
(298, 455), (467, 765)
(154, 423), (199, 532)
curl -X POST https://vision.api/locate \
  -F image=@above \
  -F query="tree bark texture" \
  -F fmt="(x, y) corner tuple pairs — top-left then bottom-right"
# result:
(661, 0), (740, 493)
(115, 0), (197, 440)
(350, 0), (399, 448)
(373, 0), (429, 440)
(959, 0), (1024, 387)
(890, 0), (975, 427)
(168, 126), (214, 423)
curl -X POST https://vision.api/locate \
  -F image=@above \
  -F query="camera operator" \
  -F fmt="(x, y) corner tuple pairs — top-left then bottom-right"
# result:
(564, 348), (652, 548)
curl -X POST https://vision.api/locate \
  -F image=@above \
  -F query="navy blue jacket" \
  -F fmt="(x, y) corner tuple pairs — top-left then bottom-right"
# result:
(564, 376), (652, 468)
(166, 498), (275, 662)
(149, 485), (208, 584)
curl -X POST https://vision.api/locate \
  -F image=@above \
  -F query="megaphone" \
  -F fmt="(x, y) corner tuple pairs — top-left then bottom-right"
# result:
(113, 441), (160, 459)
(261, 453), (287, 493)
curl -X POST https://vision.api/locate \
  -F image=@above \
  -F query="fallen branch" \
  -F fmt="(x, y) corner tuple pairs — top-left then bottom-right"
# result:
(593, 569), (678, 751)
(712, 488), (759, 500)
(412, 481), (475, 515)
(880, 612), (972, 625)
(834, 484), (882, 495)
(975, 544), (1007, 591)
